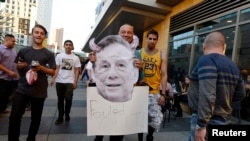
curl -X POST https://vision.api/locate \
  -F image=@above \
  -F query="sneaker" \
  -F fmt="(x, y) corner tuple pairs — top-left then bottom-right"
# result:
(55, 118), (63, 124)
(65, 114), (70, 121)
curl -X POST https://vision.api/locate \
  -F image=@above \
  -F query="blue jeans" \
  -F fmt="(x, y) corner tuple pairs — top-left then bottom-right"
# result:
(188, 113), (197, 141)
(188, 113), (228, 141)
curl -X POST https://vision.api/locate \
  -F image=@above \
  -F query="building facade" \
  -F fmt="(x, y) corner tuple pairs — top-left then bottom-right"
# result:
(82, 0), (250, 76)
(82, 0), (250, 121)
(0, 0), (53, 47)
(167, 1), (250, 79)
(48, 27), (64, 53)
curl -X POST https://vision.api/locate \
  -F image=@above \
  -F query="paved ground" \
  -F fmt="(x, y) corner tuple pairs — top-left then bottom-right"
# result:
(1, 79), (247, 141)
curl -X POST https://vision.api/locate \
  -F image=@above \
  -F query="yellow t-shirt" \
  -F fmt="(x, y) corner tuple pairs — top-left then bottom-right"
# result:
(141, 48), (161, 94)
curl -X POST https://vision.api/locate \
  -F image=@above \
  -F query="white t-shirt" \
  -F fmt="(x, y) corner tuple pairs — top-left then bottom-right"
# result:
(86, 61), (95, 82)
(55, 52), (81, 83)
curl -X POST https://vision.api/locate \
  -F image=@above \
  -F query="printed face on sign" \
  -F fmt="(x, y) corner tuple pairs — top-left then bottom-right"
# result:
(94, 42), (138, 102)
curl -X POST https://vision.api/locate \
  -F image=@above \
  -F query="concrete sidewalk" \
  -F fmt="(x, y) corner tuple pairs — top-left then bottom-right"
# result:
(0, 80), (192, 141)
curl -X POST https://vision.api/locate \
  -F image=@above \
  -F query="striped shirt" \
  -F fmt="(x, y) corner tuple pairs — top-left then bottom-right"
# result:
(188, 53), (245, 127)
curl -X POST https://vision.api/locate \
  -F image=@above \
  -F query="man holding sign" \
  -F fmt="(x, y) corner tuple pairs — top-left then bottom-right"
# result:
(88, 35), (147, 141)
(90, 35), (139, 102)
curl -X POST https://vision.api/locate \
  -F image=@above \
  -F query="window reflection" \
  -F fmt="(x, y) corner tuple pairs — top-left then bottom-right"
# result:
(223, 27), (235, 57)
(168, 8), (250, 82)
(168, 37), (192, 77)
(193, 27), (235, 67)
(170, 27), (193, 41)
(193, 34), (207, 69)
(196, 12), (237, 33)
(240, 8), (250, 22)
(237, 23), (250, 70)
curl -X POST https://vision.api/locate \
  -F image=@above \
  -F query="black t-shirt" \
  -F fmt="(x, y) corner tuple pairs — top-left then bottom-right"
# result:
(15, 47), (56, 98)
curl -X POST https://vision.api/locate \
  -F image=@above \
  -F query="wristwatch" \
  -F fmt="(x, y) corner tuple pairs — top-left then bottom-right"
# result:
(196, 124), (205, 131)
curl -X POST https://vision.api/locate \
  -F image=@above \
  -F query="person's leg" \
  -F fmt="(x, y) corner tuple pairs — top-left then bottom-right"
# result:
(27, 97), (45, 141)
(146, 126), (155, 141)
(55, 83), (65, 124)
(85, 69), (89, 80)
(64, 83), (73, 121)
(147, 94), (163, 141)
(138, 133), (143, 141)
(188, 113), (197, 141)
(8, 92), (29, 141)
(94, 136), (104, 141)
(109, 135), (124, 141)
(174, 95), (183, 117)
(0, 79), (12, 112)
(8, 80), (18, 105)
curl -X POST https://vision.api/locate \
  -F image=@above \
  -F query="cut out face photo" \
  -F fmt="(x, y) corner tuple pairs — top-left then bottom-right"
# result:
(90, 35), (138, 102)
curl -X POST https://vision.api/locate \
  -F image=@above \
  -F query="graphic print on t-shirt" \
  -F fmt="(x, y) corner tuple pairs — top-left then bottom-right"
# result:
(61, 58), (73, 70)
(143, 57), (157, 77)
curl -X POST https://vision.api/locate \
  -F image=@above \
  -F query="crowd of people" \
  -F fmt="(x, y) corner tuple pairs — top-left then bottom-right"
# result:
(0, 23), (249, 141)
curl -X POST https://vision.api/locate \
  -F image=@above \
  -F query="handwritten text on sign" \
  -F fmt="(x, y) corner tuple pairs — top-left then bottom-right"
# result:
(87, 86), (149, 136)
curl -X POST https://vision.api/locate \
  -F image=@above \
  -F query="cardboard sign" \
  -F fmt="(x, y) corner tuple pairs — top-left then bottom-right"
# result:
(87, 86), (148, 136)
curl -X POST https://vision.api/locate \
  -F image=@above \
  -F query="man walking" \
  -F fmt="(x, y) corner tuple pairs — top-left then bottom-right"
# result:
(139, 29), (167, 141)
(93, 23), (141, 141)
(0, 34), (18, 113)
(50, 40), (81, 124)
(8, 24), (56, 141)
(187, 32), (245, 141)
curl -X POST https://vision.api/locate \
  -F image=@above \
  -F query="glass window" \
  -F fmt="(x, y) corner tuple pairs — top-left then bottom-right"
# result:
(168, 37), (192, 79)
(168, 6), (250, 82)
(222, 27), (235, 58)
(170, 27), (193, 41)
(196, 12), (237, 33)
(237, 23), (250, 70)
(240, 8), (250, 22)
(191, 34), (207, 70)
(192, 27), (235, 70)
